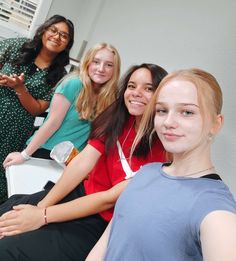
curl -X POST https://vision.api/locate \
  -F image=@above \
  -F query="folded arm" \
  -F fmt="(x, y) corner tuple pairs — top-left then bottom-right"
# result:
(0, 179), (129, 236)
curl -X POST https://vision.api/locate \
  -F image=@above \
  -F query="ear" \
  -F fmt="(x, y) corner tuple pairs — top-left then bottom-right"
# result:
(210, 114), (224, 135)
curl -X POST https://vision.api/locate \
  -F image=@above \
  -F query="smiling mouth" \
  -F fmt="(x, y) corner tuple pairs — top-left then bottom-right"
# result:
(130, 100), (145, 106)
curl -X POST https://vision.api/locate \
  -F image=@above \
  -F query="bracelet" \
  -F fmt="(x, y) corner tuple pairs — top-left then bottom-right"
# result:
(44, 208), (48, 225)
(21, 150), (30, 160)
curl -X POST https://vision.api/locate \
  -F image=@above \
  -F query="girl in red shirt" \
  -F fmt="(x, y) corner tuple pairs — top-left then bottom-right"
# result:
(0, 63), (167, 261)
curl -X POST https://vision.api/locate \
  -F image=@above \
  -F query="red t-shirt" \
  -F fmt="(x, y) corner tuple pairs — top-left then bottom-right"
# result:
(83, 116), (166, 221)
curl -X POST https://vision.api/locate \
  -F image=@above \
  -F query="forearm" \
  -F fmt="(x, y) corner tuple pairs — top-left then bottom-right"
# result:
(15, 83), (49, 116)
(38, 145), (101, 208)
(25, 118), (61, 156)
(45, 180), (129, 223)
(46, 192), (110, 222)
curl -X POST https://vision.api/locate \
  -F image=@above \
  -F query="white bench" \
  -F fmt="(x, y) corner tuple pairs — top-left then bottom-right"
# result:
(5, 158), (64, 197)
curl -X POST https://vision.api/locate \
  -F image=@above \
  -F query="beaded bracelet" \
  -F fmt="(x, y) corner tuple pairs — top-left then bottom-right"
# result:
(44, 208), (48, 225)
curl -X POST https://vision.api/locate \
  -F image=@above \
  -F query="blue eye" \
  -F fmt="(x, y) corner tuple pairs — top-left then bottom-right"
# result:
(182, 110), (194, 116)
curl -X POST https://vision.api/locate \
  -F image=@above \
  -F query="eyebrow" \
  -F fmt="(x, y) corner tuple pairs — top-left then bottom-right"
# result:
(156, 102), (199, 107)
(128, 81), (153, 85)
(93, 58), (113, 63)
(51, 25), (69, 34)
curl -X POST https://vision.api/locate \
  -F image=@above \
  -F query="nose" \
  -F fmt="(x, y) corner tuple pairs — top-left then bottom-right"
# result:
(97, 63), (105, 72)
(163, 112), (178, 129)
(53, 32), (60, 40)
(132, 86), (142, 97)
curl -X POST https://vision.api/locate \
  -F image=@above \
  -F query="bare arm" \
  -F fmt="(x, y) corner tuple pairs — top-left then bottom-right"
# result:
(3, 93), (71, 167)
(200, 210), (236, 261)
(0, 73), (49, 116)
(0, 178), (129, 236)
(86, 220), (112, 261)
(38, 144), (102, 208)
(45, 179), (130, 222)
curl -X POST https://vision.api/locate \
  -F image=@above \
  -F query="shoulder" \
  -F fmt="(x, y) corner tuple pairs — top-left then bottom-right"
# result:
(0, 37), (28, 48)
(132, 162), (163, 180)
(191, 181), (236, 234)
(55, 75), (83, 94)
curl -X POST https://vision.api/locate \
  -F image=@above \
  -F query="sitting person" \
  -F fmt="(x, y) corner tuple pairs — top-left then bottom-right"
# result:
(3, 42), (121, 165)
(86, 68), (236, 261)
(0, 63), (168, 261)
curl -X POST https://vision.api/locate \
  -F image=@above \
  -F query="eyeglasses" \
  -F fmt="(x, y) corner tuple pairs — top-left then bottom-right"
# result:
(46, 26), (70, 42)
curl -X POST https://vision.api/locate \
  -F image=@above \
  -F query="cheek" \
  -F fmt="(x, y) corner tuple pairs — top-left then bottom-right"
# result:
(88, 65), (94, 78)
(42, 33), (47, 46)
(144, 92), (154, 103)
(124, 90), (129, 107)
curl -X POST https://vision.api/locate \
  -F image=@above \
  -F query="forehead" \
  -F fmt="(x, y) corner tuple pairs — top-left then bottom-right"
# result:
(129, 68), (152, 83)
(94, 48), (114, 62)
(158, 80), (198, 103)
(51, 22), (69, 32)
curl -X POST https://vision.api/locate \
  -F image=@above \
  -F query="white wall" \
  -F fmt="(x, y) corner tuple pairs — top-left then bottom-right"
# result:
(48, 0), (236, 196)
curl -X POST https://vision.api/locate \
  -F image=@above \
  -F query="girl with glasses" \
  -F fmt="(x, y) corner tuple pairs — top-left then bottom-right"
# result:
(0, 15), (74, 203)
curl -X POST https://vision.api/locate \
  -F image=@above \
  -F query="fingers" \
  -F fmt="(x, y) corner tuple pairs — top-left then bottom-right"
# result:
(0, 211), (22, 236)
(0, 229), (21, 237)
(3, 152), (24, 168)
(13, 204), (31, 210)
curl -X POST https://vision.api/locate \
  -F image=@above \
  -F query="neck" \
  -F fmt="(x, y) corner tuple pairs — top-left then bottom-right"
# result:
(35, 49), (56, 69)
(165, 149), (214, 178)
(134, 116), (141, 131)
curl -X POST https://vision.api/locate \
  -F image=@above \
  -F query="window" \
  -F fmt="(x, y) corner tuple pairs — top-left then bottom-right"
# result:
(0, 0), (52, 39)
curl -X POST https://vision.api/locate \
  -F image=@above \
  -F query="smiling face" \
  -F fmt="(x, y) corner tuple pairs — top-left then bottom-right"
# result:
(154, 79), (208, 156)
(88, 48), (114, 89)
(42, 21), (70, 54)
(124, 68), (154, 125)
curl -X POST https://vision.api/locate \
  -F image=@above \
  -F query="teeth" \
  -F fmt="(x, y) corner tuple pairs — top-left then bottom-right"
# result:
(130, 101), (144, 105)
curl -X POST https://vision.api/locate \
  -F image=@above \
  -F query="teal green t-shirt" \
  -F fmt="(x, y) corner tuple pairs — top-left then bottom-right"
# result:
(27, 76), (91, 152)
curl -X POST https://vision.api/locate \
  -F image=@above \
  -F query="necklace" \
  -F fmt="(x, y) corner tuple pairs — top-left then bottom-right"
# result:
(184, 166), (215, 177)
(121, 119), (135, 149)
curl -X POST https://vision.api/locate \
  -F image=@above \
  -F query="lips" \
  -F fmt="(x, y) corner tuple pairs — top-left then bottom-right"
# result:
(163, 132), (182, 141)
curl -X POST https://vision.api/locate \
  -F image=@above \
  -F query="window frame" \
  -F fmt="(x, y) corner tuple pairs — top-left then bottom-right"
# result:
(0, 0), (52, 39)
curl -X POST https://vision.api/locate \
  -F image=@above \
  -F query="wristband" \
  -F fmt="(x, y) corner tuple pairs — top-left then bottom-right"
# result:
(21, 150), (30, 160)
(44, 208), (48, 225)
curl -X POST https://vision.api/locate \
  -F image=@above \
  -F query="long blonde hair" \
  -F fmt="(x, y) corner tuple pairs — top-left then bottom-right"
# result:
(76, 43), (121, 120)
(131, 68), (223, 157)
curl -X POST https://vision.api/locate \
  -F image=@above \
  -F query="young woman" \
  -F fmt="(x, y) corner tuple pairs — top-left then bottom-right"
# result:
(0, 63), (167, 261)
(87, 68), (236, 261)
(0, 15), (74, 202)
(3, 42), (121, 164)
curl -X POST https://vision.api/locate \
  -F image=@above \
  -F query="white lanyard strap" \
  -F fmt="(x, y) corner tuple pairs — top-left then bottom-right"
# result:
(117, 141), (137, 179)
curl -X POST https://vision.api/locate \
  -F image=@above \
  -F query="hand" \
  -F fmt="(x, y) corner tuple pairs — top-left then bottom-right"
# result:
(3, 152), (25, 168)
(0, 73), (24, 89)
(0, 204), (45, 237)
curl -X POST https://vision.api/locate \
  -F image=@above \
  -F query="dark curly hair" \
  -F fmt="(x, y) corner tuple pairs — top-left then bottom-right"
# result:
(90, 63), (168, 156)
(13, 15), (74, 86)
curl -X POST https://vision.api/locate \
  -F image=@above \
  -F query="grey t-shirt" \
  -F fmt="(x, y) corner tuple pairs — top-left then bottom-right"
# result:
(105, 162), (236, 261)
